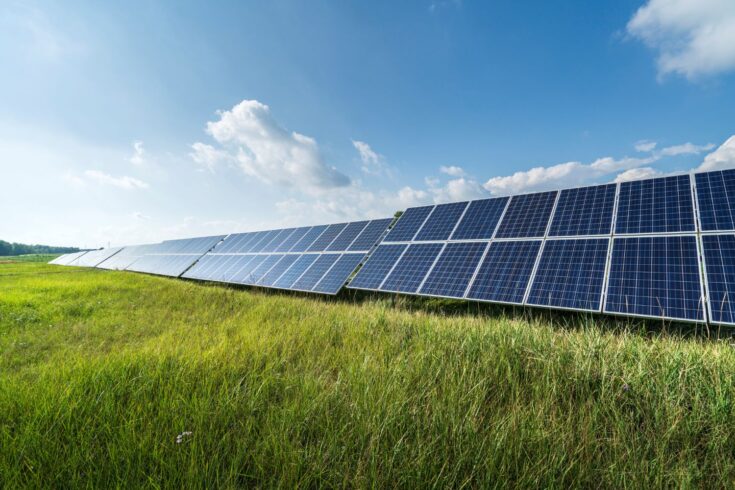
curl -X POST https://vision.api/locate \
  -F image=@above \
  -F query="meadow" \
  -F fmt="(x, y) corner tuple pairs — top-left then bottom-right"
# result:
(1, 258), (735, 488)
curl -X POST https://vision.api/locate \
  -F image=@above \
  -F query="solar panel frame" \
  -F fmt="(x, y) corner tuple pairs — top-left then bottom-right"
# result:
(494, 190), (558, 239)
(548, 183), (617, 237)
(383, 206), (435, 242)
(326, 221), (369, 251)
(313, 253), (365, 294)
(418, 242), (488, 298)
(450, 196), (510, 240)
(699, 232), (735, 325)
(694, 169), (735, 233)
(348, 244), (409, 291)
(348, 218), (394, 251)
(379, 243), (446, 294)
(414, 202), (469, 242)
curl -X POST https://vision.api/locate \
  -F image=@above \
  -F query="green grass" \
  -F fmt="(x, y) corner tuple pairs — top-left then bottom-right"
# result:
(0, 253), (59, 263)
(1, 260), (735, 488)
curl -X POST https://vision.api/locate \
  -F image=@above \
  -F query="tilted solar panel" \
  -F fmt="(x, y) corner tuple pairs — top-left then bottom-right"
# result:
(383, 206), (434, 242)
(308, 223), (348, 252)
(548, 184), (616, 237)
(615, 175), (695, 234)
(494, 191), (558, 239)
(327, 221), (369, 251)
(71, 247), (124, 267)
(125, 235), (225, 277)
(97, 244), (155, 270)
(313, 254), (365, 294)
(293, 254), (341, 291)
(349, 244), (408, 290)
(526, 238), (609, 311)
(275, 227), (311, 252)
(380, 243), (444, 293)
(466, 240), (541, 304)
(604, 235), (704, 322)
(348, 218), (393, 251)
(272, 254), (319, 289)
(53, 251), (89, 266)
(258, 254), (301, 287)
(419, 242), (487, 298)
(450, 197), (508, 240)
(695, 169), (735, 232)
(414, 202), (468, 241)
(701, 234), (735, 325)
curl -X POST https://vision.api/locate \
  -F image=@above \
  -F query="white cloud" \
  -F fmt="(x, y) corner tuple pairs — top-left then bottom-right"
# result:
(627, 0), (735, 79)
(84, 170), (148, 190)
(189, 142), (231, 172)
(197, 99), (350, 193)
(129, 140), (145, 166)
(635, 140), (657, 152)
(352, 140), (390, 176)
(614, 167), (663, 182)
(439, 165), (466, 177)
(697, 135), (735, 171)
(658, 142), (715, 156)
(132, 212), (151, 220)
(428, 177), (488, 203)
(62, 171), (86, 189)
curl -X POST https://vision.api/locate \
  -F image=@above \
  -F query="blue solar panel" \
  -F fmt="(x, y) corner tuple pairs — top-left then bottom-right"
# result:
(701, 234), (735, 324)
(308, 223), (348, 252)
(272, 254), (318, 289)
(494, 191), (557, 238)
(695, 170), (735, 232)
(326, 221), (369, 251)
(615, 175), (695, 234)
(526, 238), (609, 311)
(414, 202), (468, 241)
(313, 254), (365, 294)
(466, 241), (541, 304)
(348, 244), (408, 290)
(604, 236), (704, 321)
(548, 184), (616, 236)
(419, 242), (487, 298)
(450, 197), (509, 240)
(293, 254), (341, 291)
(348, 218), (393, 251)
(215, 233), (255, 254)
(241, 254), (284, 284)
(380, 243), (444, 293)
(290, 225), (328, 252)
(230, 255), (267, 283)
(258, 255), (301, 287)
(383, 206), (434, 242)
(275, 227), (310, 252)
(248, 230), (281, 253)
(259, 229), (293, 253)
(219, 255), (256, 282)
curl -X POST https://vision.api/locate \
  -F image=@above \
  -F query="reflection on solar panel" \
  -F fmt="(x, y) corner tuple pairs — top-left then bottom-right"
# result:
(419, 242), (487, 298)
(313, 254), (365, 294)
(293, 254), (341, 291)
(259, 254), (300, 287)
(450, 197), (508, 240)
(466, 241), (541, 304)
(414, 202), (468, 241)
(701, 234), (735, 325)
(125, 236), (225, 277)
(272, 254), (319, 289)
(604, 236), (704, 321)
(494, 191), (558, 238)
(308, 223), (348, 252)
(615, 175), (695, 234)
(695, 169), (735, 232)
(53, 251), (89, 266)
(349, 244), (407, 290)
(380, 243), (444, 293)
(384, 206), (434, 242)
(348, 218), (393, 251)
(97, 245), (155, 270)
(548, 184), (616, 236)
(71, 247), (123, 267)
(526, 239), (609, 311)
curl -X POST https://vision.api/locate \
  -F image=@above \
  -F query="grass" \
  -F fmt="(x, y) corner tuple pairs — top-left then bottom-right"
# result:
(1, 259), (735, 488)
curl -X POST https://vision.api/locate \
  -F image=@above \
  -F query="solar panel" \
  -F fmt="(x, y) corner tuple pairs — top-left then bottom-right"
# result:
(292, 254), (341, 291)
(260, 229), (295, 253)
(383, 206), (434, 242)
(308, 223), (348, 252)
(526, 238), (609, 311)
(326, 221), (369, 251)
(701, 234), (735, 325)
(97, 244), (155, 270)
(466, 241), (541, 304)
(494, 191), (558, 238)
(380, 243), (444, 293)
(71, 247), (124, 267)
(126, 235), (225, 277)
(241, 254), (284, 285)
(695, 169), (735, 232)
(348, 244), (408, 290)
(248, 230), (281, 253)
(548, 184), (616, 236)
(313, 253), (365, 294)
(258, 254), (301, 287)
(414, 202), (468, 241)
(604, 235), (704, 322)
(272, 254), (319, 289)
(615, 175), (695, 234)
(53, 251), (89, 266)
(290, 225), (328, 252)
(419, 242), (487, 298)
(450, 197), (509, 240)
(275, 227), (310, 252)
(348, 218), (394, 251)
(230, 255), (267, 283)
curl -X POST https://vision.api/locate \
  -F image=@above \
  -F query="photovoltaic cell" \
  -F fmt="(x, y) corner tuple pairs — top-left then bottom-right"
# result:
(494, 191), (557, 239)
(450, 197), (509, 240)
(548, 184), (616, 236)
(307, 223), (348, 252)
(275, 227), (310, 252)
(604, 235), (704, 321)
(313, 253), (365, 294)
(414, 202), (468, 241)
(526, 238), (609, 311)
(241, 254), (283, 284)
(71, 248), (123, 267)
(248, 230), (281, 253)
(615, 175), (695, 234)
(466, 241), (541, 304)
(348, 218), (393, 251)
(326, 221), (369, 251)
(419, 242), (487, 298)
(273, 254), (318, 289)
(293, 254), (341, 291)
(258, 254), (301, 287)
(695, 169), (735, 232)
(230, 255), (267, 283)
(701, 234), (735, 324)
(348, 244), (407, 290)
(383, 206), (434, 242)
(290, 225), (328, 252)
(260, 229), (295, 253)
(380, 243), (444, 293)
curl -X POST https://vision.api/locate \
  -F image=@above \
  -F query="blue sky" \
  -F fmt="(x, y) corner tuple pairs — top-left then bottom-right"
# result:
(1, 0), (734, 247)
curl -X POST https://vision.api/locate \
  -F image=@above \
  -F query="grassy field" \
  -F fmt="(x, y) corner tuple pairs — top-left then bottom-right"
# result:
(2, 259), (735, 488)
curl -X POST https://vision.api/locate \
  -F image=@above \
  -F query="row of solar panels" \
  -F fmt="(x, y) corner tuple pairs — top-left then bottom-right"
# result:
(50, 219), (395, 295)
(50, 169), (735, 325)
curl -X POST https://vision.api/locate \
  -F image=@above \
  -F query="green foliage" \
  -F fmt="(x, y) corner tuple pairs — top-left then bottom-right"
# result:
(0, 239), (79, 256)
(1, 262), (735, 487)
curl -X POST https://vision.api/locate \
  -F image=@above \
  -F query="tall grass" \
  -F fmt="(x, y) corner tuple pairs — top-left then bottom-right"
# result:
(1, 260), (735, 488)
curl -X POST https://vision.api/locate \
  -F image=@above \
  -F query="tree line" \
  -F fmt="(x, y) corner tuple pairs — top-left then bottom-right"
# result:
(0, 240), (81, 256)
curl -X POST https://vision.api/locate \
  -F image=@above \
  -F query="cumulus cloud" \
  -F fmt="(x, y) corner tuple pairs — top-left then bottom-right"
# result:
(697, 135), (735, 171)
(352, 140), (390, 176)
(439, 165), (466, 177)
(658, 142), (715, 156)
(635, 140), (657, 152)
(84, 170), (148, 190)
(614, 167), (663, 182)
(195, 100), (350, 193)
(627, 0), (735, 79)
(189, 142), (231, 172)
(129, 140), (145, 166)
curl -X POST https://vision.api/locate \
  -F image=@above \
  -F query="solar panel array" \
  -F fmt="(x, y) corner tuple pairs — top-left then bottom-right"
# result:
(48, 168), (735, 323)
(349, 172), (735, 324)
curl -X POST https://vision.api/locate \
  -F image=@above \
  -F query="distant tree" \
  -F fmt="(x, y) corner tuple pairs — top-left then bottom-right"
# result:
(0, 240), (81, 256)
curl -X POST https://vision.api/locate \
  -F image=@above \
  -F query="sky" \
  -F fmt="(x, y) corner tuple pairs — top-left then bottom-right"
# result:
(1, 0), (735, 248)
